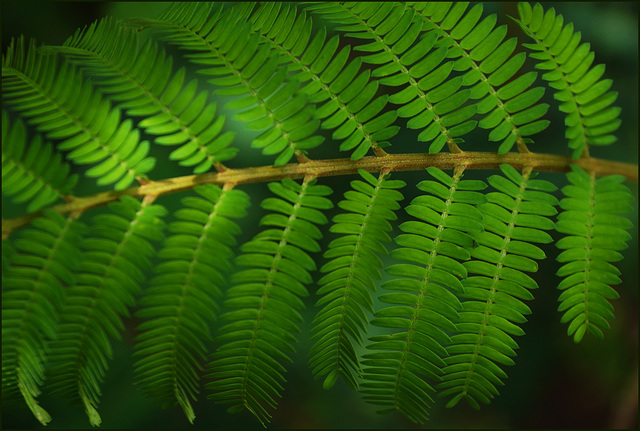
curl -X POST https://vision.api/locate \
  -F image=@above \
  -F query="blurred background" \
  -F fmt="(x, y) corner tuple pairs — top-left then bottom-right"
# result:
(2, 2), (637, 430)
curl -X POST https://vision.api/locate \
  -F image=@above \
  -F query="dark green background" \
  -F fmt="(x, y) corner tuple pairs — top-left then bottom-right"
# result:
(2, 2), (638, 429)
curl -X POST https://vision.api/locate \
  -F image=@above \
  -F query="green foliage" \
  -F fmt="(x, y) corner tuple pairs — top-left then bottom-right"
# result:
(1, 1), (636, 429)
(2, 112), (78, 212)
(361, 166), (487, 423)
(46, 16), (238, 172)
(134, 185), (249, 422)
(132, 2), (327, 166)
(2, 37), (156, 190)
(207, 177), (332, 426)
(2, 210), (86, 425)
(248, 2), (399, 160)
(440, 164), (558, 409)
(555, 165), (633, 342)
(514, 2), (622, 159)
(310, 169), (405, 391)
(46, 196), (166, 426)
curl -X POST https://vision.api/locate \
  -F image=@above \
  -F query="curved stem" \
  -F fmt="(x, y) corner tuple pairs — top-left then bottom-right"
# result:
(2, 151), (637, 239)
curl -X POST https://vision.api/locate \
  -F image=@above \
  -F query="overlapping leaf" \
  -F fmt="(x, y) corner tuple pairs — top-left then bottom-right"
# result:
(2, 37), (155, 189)
(361, 167), (487, 423)
(305, 2), (477, 154)
(134, 185), (249, 423)
(2, 112), (78, 212)
(409, 2), (550, 154)
(440, 164), (558, 409)
(44, 17), (236, 173)
(0, 2), (636, 427)
(249, 2), (398, 160)
(46, 197), (166, 426)
(130, 3), (320, 166)
(515, 2), (621, 158)
(310, 169), (405, 391)
(2, 210), (86, 425)
(207, 178), (332, 425)
(555, 165), (633, 342)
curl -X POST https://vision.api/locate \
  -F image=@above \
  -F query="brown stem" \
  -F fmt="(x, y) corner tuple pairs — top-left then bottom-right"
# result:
(2, 152), (637, 239)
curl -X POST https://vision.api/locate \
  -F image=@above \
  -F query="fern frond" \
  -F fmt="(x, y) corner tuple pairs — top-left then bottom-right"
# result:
(248, 2), (397, 160)
(555, 165), (634, 342)
(305, 2), (478, 154)
(134, 185), (249, 423)
(133, 3), (320, 166)
(409, 2), (550, 154)
(515, 2), (621, 159)
(43, 17), (236, 173)
(439, 164), (558, 409)
(361, 166), (487, 423)
(2, 210), (86, 425)
(46, 196), (166, 426)
(2, 37), (156, 189)
(2, 111), (78, 212)
(207, 177), (333, 425)
(309, 169), (406, 390)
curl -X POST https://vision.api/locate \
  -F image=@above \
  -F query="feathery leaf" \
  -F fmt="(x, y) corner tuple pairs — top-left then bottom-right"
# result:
(555, 165), (633, 342)
(2, 210), (86, 425)
(515, 2), (621, 158)
(134, 185), (249, 422)
(2, 37), (155, 189)
(2, 111), (78, 212)
(44, 17), (237, 172)
(207, 177), (332, 425)
(361, 166), (487, 423)
(47, 197), (166, 425)
(439, 164), (558, 409)
(310, 169), (405, 390)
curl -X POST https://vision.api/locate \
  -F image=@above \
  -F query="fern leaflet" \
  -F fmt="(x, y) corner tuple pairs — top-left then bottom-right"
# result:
(305, 2), (478, 154)
(132, 3), (321, 166)
(134, 185), (249, 423)
(43, 17), (237, 173)
(515, 2), (621, 159)
(2, 37), (155, 190)
(555, 165), (634, 342)
(207, 177), (333, 425)
(2, 111), (78, 212)
(309, 169), (405, 390)
(409, 2), (550, 154)
(361, 166), (487, 423)
(2, 210), (86, 425)
(439, 164), (558, 409)
(46, 197), (166, 426)
(248, 2), (398, 160)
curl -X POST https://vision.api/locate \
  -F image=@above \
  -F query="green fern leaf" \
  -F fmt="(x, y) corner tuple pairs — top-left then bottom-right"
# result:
(46, 196), (166, 426)
(305, 2), (482, 154)
(361, 166), (487, 423)
(43, 17), (237, 173)
(134, 185), (249, 423)
(515, 2), (621, 158)
(134, 3), (320, 166)
(439, 164), (558, 409)
(2, 112), (77, 212)
(0, 2), (636, 427)
(250, 2), (398, 160)
(555, 165), (634, 342)
(2, 210), (86, 425)
(207, 177), (332, 425)
(309, 169), (406, 390)
(410, 2), (550, 154)
(2, 37), (156, 189)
